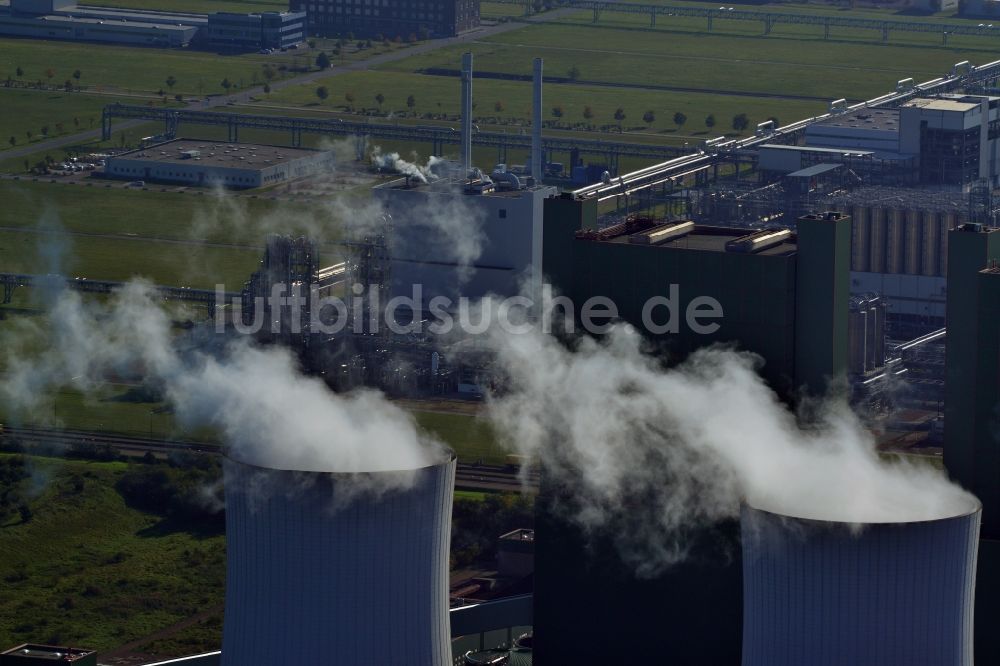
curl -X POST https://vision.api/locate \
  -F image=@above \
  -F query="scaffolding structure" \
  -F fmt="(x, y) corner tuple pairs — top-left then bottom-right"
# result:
(240, 235), (320, 348)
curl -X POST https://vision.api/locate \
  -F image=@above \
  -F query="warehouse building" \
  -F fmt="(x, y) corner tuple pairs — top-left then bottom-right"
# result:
(104, 140), (334, 189)
(206, 11), (305, 51)
(0, 0), (206, 46)
(290, 0), (480, 39)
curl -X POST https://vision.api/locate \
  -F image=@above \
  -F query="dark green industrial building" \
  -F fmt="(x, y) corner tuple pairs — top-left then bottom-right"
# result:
(534, 196), (852, 664)
(944, 224), (1000, 665)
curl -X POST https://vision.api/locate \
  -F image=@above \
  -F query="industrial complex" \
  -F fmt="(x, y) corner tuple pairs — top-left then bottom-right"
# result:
(5, 5), (1000, 663)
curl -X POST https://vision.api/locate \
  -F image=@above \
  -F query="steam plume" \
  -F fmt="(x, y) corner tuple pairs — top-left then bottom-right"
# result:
(487, 324), (974, 574)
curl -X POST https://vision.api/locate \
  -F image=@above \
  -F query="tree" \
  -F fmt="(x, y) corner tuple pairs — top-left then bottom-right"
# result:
(166, 75), (177, 90)
(673, 111), (687, 129)
(567, 65), (580, 81)
(18, 504), (31, 524)
(262, 64), (277, 81)
(72, 69), (81, 81)
(8, 136), (14, 148)
(221, 77), (232, 91)
(582, 105), (593, 122)
(63, 80), (72, 92)
(732, 113), (749, 132)
(316, 86), (330, 102)
(365, 39), (373, 48)
(494, 100), (504, 113)
(375, 92), (385, 110)
(643, 110), (656, 126)
(174, 93), (183, 102)
(343, 90), (354, 109)
(157, 89), (165, 97)
(307, 38), (317, 49)
(316, 52), (331, 70)
(614, 107), (626, 130)
(263, 83), (271, 95)
(551, 105), (564, 119)
(15, 66), (23, 78)
(25, 130), (32, 142)
(73, 117), (79, 128)
(44, 68), (54, 80)
(40, 126), (49, 137)
(406, 94), (416, 110)
(705, 114), (716, 129)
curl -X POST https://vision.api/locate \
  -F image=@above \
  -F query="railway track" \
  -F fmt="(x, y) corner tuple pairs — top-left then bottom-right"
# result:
(0, 425), (536, 492)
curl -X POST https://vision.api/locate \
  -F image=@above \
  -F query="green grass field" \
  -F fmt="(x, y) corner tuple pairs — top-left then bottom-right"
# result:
(0, 453), (226, 654)
(0, 90), (157, 155)
(0, 38), (312, 96)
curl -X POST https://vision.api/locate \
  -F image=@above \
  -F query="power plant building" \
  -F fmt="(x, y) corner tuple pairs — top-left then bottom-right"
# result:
(104, 140), (333, 189)
(289, 0), (480, 38)
(534, 204), (851, 664)
(805, 95), (1000, 187)
(374, 173), (557, 306)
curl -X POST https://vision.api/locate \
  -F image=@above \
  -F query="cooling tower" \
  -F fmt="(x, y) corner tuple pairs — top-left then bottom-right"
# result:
(741, 500), (981, 666)
(221, 451), (456, 666)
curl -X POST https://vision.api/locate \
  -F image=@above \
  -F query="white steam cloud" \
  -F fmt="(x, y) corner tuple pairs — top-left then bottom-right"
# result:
(2, 282), (442, 476)
(487, 324), (975, 574)
(371, 147), (446, 184)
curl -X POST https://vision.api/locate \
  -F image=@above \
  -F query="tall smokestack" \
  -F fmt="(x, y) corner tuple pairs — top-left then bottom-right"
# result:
(532, 57), (543, 181)
(461, 52), (473, 173)
(221, 451), (456, 666)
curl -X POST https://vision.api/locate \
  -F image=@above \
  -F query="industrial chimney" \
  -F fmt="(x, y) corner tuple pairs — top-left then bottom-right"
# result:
(532, 58), (543, 180)
(741, 500), (981, 666)
(220, 450), (456, 666)
(461, 52), (473, 173)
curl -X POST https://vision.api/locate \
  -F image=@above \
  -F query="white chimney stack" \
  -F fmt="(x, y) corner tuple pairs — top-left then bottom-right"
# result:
(532, 57), (543, 181)
(461, 52), (473, 173)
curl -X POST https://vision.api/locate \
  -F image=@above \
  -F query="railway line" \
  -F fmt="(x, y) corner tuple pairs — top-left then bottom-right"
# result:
(0, 425), (536, 492)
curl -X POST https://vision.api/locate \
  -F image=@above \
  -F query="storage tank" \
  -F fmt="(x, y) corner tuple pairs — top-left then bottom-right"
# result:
(850, 205), (870, 272)
(921, 210), (939, 277)
(940, 211), (958, 277)
(869, 206), (887, 273)
(848, 300), (868, 375)
(221, 450), (456, 666)
(904, 209), (921, 275)
(886, 208), (905, 274)
(741, 499), (981, 666)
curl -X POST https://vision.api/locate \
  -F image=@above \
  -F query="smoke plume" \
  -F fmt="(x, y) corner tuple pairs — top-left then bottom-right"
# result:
(2, 282), (443, 477)
(486, 323), (975, 574)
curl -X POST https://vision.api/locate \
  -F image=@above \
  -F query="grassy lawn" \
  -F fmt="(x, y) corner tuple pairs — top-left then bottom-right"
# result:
(0, 38), (313, 96)
(262, 69), (825, 137)
(0, 90), (157, 154)
(411, 410), (508, 465)
(0, 453), (226, 653)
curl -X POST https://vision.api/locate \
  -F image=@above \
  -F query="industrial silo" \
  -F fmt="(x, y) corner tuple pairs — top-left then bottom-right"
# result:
(921, 210), (939, 277)
(869, 206), (887, 273)
(220, 450), (457, 666)
(851, 205), (870, 272)
(741, 499), (981, 666)
(904, 209), (922, 275)
(886, 208), (905, 274)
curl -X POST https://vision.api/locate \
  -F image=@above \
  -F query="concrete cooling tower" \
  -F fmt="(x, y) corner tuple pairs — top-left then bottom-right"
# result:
(741, 501), (981, 666)
(220, 451), (456, 666)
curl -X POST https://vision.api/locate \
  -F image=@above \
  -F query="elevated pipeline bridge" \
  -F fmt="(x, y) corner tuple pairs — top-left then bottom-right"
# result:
(572, 58), (1000, 203)
(493, 0), (1000, 43)
(100, 104), (688, 172)
(0, 273), (239, 310)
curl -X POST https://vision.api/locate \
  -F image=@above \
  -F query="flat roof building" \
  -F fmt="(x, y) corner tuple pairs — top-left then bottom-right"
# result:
(207, 11), (305, 51)
(290, 0), (479, 39)
(104, 139), (333, 189)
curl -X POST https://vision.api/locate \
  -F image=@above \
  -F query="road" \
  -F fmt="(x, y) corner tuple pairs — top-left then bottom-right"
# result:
(1, 9), (579, 164)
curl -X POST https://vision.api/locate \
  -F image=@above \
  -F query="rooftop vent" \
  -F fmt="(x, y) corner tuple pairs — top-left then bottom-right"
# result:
(629, 221), (695, 245)
(725, 228), (793, 254)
